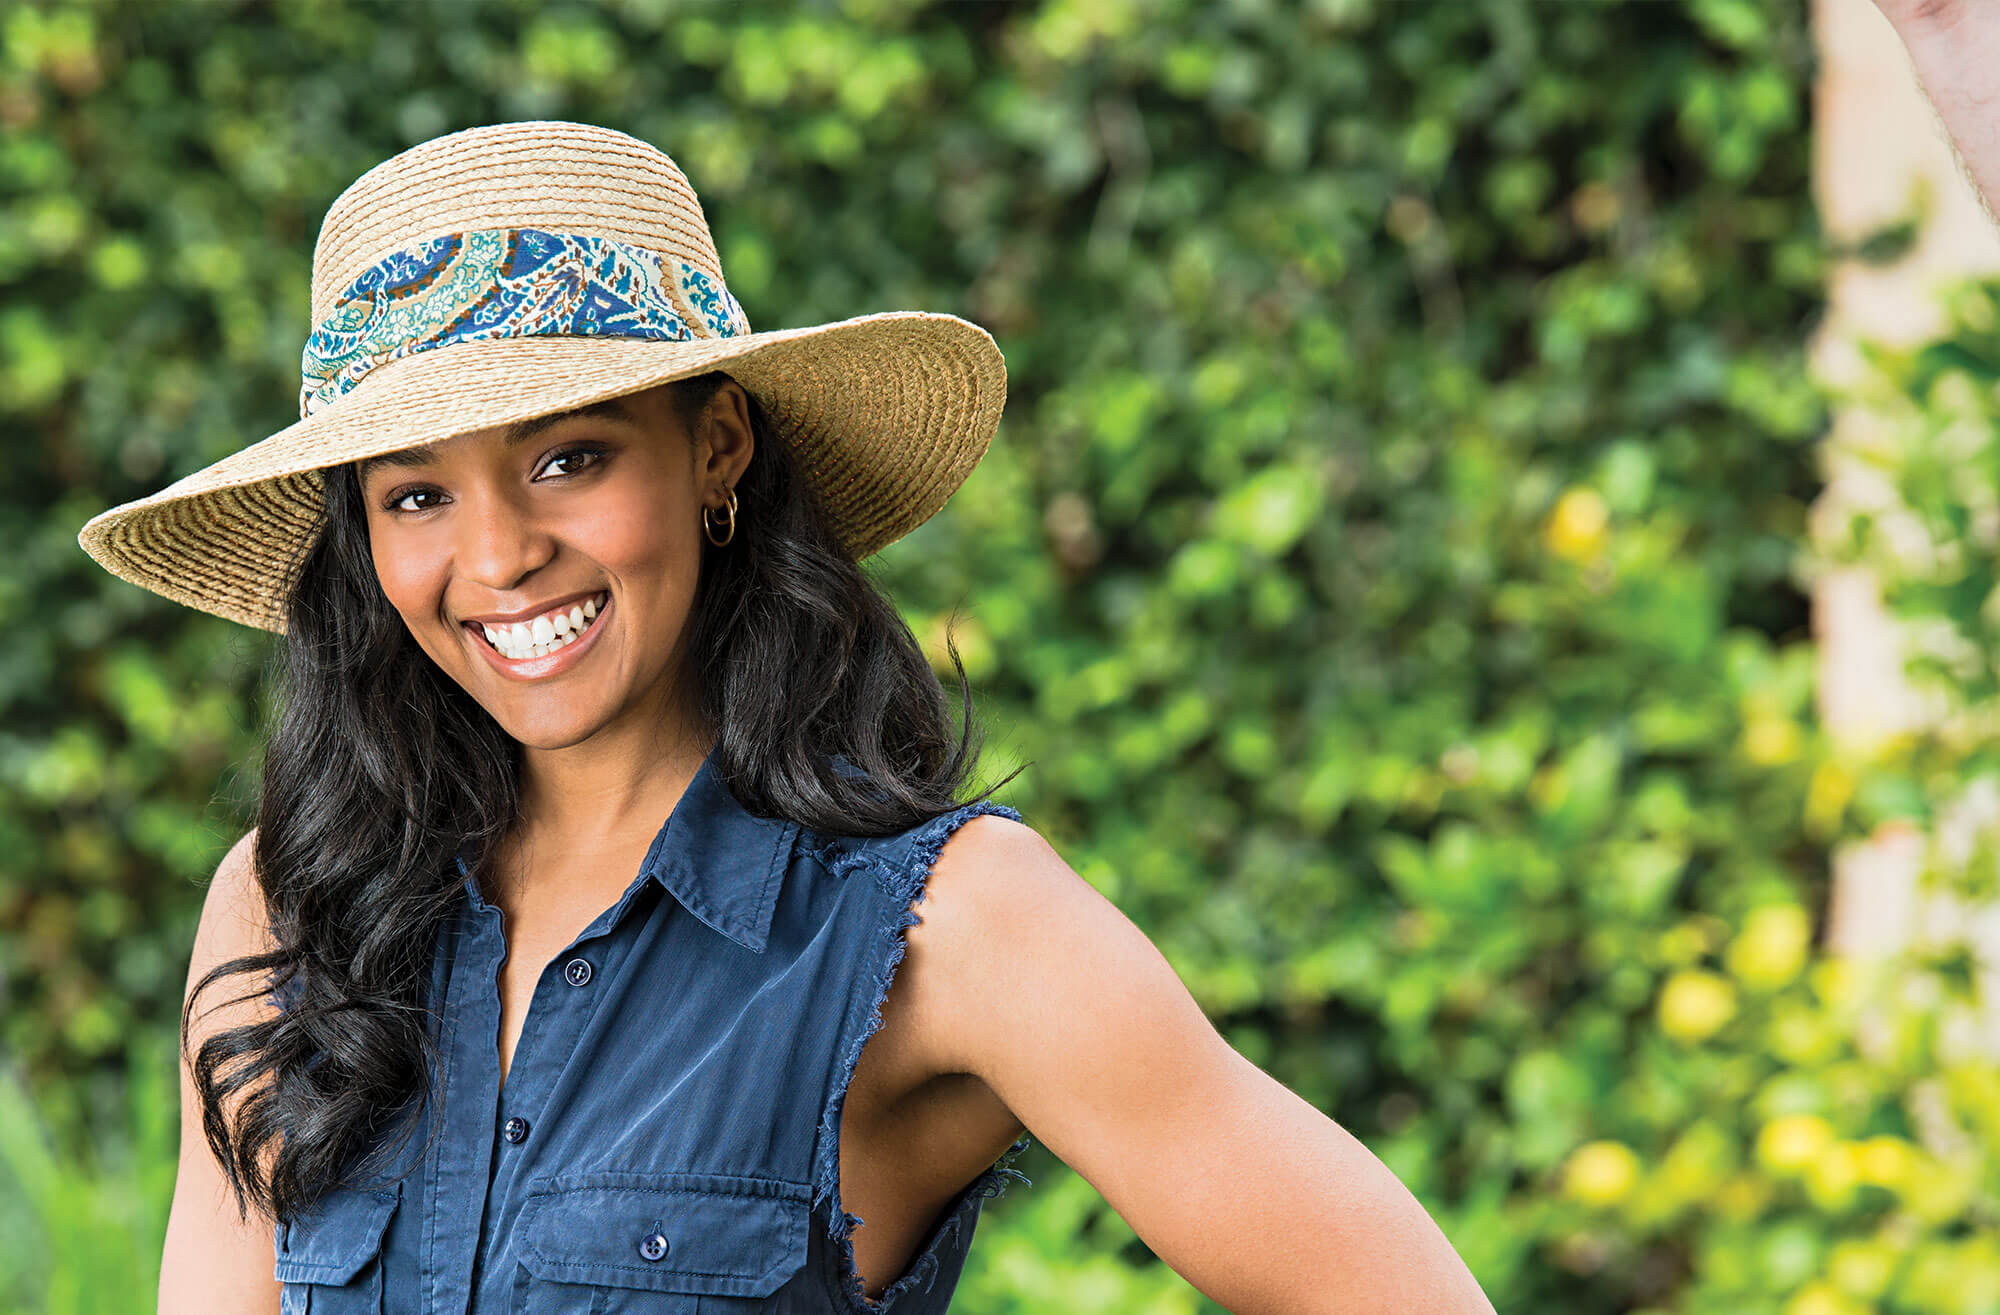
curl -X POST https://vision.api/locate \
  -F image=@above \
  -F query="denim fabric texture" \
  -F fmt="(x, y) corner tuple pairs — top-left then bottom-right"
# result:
(268, 744), (1032, 1313)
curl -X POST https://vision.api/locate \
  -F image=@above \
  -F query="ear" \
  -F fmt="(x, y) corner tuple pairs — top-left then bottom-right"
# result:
(693, 377), (756, 492)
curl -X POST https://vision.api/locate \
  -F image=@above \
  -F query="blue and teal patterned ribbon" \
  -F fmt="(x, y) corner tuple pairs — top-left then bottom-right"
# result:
(298, 227), (751, 418)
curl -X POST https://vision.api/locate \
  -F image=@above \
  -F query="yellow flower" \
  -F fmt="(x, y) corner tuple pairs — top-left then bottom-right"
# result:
(1743, 715), (1802, 765)
(1659, 969), (1738, 1043)
(1854, 1135), (1917, 1190)
(1757, 1113), (1835, 1174)
(1563, 1140), (1641, 1206)
(1726, 904), (1812, 990)
(1545, 487), (1608, 561)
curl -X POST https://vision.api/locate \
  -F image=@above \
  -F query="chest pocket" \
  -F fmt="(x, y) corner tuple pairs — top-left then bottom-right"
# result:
(514, 1171), (810, 1314)
(273, 1182), (401, 1314)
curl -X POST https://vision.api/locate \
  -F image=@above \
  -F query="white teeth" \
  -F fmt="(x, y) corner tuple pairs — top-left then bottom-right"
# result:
(476, 592), (606, 663)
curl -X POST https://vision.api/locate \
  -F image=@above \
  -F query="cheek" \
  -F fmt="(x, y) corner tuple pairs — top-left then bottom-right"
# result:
(367, 523), (448, 625)
(585, 483), (700, 587)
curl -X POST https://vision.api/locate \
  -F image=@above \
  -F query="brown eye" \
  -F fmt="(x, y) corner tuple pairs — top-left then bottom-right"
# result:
(388, 487), (444, 513)
(538, 445), (606, 479)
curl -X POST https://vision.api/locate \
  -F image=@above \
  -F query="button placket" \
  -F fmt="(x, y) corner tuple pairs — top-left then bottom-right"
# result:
(497, 950), (597, 1159)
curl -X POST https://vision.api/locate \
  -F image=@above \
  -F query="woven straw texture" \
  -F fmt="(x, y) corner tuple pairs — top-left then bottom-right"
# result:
(76, 121), (1007, 633)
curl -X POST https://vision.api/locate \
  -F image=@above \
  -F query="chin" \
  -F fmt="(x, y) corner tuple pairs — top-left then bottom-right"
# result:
(490, 706), (612, 751)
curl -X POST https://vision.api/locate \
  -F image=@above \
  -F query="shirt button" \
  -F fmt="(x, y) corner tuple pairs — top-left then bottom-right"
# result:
(503, 1116), (529, 1144)
(639, 1231), (670, 1262)
(564, 957), (593, 987)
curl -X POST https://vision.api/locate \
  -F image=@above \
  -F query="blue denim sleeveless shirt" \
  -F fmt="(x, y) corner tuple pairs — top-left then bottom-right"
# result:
(267, 746), (1031, 1313)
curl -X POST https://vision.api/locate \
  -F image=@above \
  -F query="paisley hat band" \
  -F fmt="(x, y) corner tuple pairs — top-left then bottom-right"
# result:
(299, 226), (752, 419)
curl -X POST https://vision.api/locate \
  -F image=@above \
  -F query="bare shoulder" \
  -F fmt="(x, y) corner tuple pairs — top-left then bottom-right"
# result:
(212, 827), (261, 902)
(195, 828), (275, 981)
(898, 810), (1182, 1081)
(923, 810), (1079, 905)
(909, 811), (1098, 976)
(216, 827), (257, 880)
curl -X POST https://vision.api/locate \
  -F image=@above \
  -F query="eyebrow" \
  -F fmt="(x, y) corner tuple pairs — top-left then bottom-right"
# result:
(354, 397), (643, 481)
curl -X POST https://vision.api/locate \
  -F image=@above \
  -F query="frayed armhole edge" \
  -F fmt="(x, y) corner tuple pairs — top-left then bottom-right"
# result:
(805, 799), (1036, 1313)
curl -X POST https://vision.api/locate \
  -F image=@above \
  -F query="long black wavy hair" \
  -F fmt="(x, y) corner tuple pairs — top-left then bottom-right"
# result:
(184, 372), (1018, 1227)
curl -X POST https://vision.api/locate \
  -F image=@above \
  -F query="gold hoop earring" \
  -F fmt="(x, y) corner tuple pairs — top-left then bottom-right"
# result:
(702, 486), (738, 547)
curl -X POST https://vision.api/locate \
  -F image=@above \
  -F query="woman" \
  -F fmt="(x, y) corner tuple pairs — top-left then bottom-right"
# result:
(82, 122), (1495, 1313)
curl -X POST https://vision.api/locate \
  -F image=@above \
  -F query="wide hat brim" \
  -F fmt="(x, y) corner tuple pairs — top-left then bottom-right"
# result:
(77, 309), (1005, 634)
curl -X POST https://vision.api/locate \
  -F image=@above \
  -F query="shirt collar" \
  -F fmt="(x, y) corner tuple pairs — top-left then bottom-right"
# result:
(638, 741), (798, 954)
(455, 740), (798, 954)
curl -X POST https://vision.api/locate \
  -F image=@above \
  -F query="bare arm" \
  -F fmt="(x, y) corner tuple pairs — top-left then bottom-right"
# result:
(904, 816), (1496, 1315)
(158, 830), (283, 1315)
(1873, 0), (2000, 223)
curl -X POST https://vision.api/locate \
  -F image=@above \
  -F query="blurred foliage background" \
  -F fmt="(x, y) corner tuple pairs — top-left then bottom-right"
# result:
(5, 0), (2000, 1312)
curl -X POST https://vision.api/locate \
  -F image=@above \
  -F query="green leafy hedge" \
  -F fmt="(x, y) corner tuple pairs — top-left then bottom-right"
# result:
(9, 1), (1997, 1311)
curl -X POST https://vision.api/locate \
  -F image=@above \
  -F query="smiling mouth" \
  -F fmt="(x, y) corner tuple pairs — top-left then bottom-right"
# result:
(469, 591), (609, 661)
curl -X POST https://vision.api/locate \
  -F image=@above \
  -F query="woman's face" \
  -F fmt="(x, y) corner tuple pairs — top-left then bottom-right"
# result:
(355, 380), (754, 752)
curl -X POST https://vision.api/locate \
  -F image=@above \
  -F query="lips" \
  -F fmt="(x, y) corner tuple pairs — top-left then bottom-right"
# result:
(466, 590), (608, 660)
(462, 590), (614, 683)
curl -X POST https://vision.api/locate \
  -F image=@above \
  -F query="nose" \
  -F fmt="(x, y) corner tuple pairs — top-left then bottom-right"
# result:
(451, 484), (555, 593)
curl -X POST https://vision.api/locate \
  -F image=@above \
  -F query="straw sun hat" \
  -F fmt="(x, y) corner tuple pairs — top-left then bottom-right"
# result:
(75, 120), (1007, 633)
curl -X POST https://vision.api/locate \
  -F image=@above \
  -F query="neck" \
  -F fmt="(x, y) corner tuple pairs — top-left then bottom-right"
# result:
(514, 663), (715, 851)
(479, 718), (714, 913)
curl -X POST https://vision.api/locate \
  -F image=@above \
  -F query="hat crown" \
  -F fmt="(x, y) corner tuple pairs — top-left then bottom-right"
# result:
(309, 121), (724, 327)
